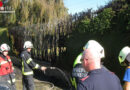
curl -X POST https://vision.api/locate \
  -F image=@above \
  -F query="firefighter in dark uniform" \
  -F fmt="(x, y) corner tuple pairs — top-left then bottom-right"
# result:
(0, 43), (16, 90)
(71, 53), (88, 89)
(20, 41), (47, 90)
(71, 48), (109, 89)
(77, 40), (122, 90)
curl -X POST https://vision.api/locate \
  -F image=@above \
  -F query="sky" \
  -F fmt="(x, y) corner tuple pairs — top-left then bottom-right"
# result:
(64, 0), (111, 14)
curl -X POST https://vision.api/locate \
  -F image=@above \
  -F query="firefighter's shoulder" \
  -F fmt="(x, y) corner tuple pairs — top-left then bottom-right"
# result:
(80, 75), (89, 82)
(20, 51), (27, 57)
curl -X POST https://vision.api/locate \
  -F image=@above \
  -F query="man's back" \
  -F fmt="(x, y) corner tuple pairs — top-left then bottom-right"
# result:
(77, 68), (122, 90)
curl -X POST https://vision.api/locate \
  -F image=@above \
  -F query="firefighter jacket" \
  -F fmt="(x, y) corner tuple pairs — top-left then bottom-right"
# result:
(71, 53), (88, 89)
(0, 54), (15, 84)
(0, 54), (13, 76)
(20, 50), (41, 76)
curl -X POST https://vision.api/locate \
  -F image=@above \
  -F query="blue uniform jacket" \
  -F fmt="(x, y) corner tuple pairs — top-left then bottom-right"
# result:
(77, 68), (122, 90)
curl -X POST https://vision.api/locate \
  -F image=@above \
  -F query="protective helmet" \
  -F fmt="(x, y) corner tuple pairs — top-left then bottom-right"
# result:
(118, 46), (130, 66)
(83, 40), (105, 58)
(23, 41), (33, 49)
(0, 43), (10, 52)
(73, 53), (83, 67)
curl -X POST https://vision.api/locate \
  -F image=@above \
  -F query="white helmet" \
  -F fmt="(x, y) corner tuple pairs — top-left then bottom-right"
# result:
(118, 46), (130, 65)
(0, 43), (10, 52)
(84, 40), (105, 58)
(23, 41), (33, 49)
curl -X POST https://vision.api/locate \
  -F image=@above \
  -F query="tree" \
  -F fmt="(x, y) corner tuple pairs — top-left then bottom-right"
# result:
(0, 0), (68, 27)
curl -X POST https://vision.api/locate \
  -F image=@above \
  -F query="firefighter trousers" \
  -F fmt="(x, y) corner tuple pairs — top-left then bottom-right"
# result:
(0, 73), (16, 90)
(22, 75), (35, 90)
(10, 84), (16, 90)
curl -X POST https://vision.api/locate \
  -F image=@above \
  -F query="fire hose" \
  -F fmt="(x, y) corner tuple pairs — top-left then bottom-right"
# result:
(43, 67), (72, 90)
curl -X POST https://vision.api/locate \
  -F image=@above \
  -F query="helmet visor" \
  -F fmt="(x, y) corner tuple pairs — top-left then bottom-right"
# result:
(118, 56), (127, 66)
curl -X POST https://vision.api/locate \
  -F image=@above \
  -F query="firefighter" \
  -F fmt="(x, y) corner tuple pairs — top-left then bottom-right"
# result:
(71, 41), (110, 89)
(0, 43), (16, 90)
(77, 40), (122, 90)
(118, 46), (130, 90)
(71, 53), (88, 89)
(20, 41), (47, 90)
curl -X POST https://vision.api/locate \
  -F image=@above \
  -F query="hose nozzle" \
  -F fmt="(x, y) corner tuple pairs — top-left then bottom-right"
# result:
(49, 67), (56, 69)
